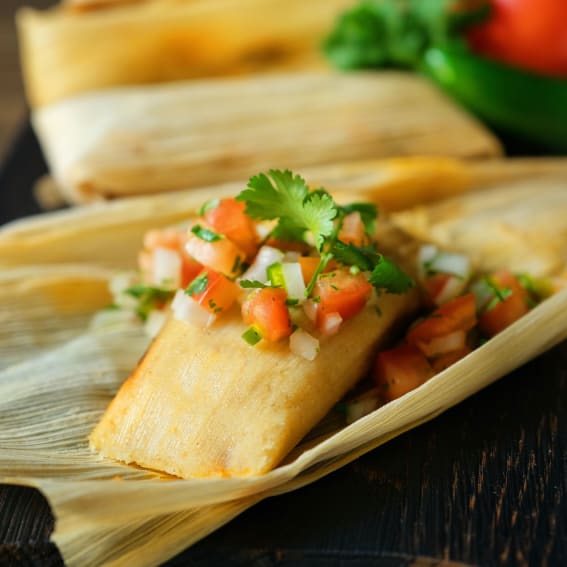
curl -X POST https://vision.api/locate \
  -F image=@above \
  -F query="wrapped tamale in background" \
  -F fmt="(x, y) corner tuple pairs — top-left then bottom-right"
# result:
(31, 71), (501, 204)
(18, 0), (354, 108)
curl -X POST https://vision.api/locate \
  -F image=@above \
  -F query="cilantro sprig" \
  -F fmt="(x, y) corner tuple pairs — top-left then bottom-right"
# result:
(236, 170), (336, 250)
(237, 169), (414, 297)
(124, 284), (175, 321)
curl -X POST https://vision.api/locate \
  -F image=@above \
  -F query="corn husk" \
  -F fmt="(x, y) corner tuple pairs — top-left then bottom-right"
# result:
(18, 0), (353, 108)
(392, 173), (567, 277)
(31, 71), (501, 203)
(2, 158), (567, 566)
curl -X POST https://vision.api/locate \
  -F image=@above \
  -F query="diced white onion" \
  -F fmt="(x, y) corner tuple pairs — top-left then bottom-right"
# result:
(418, 244), (438, 279)
(289, 329), (320, 361)
(319, 312), (343, 337)
(240, 246), (284, 283)
(302, 299), (318, 323)
(433, 275), (468, 306)
(471, 279), (494, 311)
(171, 289), (213, 327)
(152, 247), (181, 287)
(281, 262), (306, 300)
(144, 309), (168, 338)
(346, 390), (381, 424)
(417, 330), (467, 358)
(430, 252), (470, 280)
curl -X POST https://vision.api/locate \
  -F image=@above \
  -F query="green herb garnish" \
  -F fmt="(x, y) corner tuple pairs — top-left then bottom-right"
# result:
(191, 224), (224, 242)
(124, 284), (175, 321)
(198, 198), (220, 216)
(239, 280), (272, 289)
(242, 326), (263, 346)
(236, 170), (337, 250)
(185, 273), (209, 296)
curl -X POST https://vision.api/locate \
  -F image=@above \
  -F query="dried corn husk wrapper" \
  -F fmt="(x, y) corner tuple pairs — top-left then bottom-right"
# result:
(1, 157), (567, 566)
(30, 71), (501, 204)
(18, 0), (354, 108)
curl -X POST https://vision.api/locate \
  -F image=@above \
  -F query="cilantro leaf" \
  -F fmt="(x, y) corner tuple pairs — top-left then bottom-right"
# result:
(236, 170), (337, 250)
(369, 255), (414, 294)
(330, 240), (380, 272)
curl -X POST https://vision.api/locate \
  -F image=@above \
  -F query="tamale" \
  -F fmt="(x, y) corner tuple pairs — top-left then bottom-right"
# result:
(90, 290), (417, 478)
(18, 0), (353, 108)
(32, 72), (501, 204)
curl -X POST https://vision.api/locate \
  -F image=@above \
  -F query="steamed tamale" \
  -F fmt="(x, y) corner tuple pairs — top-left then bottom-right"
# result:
(32, 72), (501, 204)
(18, 0), (353, 108)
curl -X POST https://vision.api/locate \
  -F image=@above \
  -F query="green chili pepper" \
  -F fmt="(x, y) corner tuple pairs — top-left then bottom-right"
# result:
(421, 46), (567, 152)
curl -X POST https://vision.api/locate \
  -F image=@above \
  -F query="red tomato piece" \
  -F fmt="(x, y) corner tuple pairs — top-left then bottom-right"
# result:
(189, 269), (239, 315)
(203, 198), (259, 257)
(185, 229), (246, 279)
(373, 344), (435, 402)
(298, 257), (321, 285)
(339, 211), (366, 246)
(467, 0), (567, 78)
(407, 294), (477, 345)
(313, 270), (373, 325)
(478, 271), (530, 337)
(430, 346), (472, 374)
(180, 254), (203, 288)
(242, 288), (292, 342)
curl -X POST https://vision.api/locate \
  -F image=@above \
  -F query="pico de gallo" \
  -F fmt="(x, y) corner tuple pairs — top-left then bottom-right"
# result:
(97, 169), (564, 421)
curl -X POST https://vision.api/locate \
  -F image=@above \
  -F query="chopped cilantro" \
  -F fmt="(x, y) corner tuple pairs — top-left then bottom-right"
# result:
(483, 276), (512, 311)
(242, 326), (263, 346)
(239, 280), (272, 289)
(198, 198), (220, 216)
(186, 273), (209, 296)
(286, 298), (300, 307)
(191, 224), (224, 242)
(236, 170), (337, 250)
(123, 284), (175, 321)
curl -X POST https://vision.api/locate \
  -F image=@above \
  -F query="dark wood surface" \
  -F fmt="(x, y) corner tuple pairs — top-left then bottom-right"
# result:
(1, 124), (567, 566)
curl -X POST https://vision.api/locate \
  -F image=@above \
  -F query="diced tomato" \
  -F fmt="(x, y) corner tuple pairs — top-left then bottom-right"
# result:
(415, 329), (468, 359)
(313, 270), (373, 326)
(188, 269), (239, 315)
(430, 346), (472, 373)
(407, 294), (477, 345)
(180, 253), (203, 288)
(185, 229), (246, 278)
(203, 198), (259, 258)
(478, 271), (530, 337)
(299, 257), (321, 285)
(242, 288), (292, 342)
(373, 344), (435, 402)
(143, 227), (184, 252)
(339, 212), (365, 246)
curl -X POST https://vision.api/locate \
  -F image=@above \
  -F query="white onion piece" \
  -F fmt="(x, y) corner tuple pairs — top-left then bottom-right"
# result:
(171, 289), (213, 327)
(346, 390), (381, 424)
(319, 312), (343, 337)
(289, 329), (320, 361)
(302, 299), (318, 323)
(429, 252), (470, 279)
(416, 329), (467, 358)
(144, 309), (168, 338)
(283, 251), (301, 262)
(240, 246), (284, 283)
(433, 275), (468, 306)
(471, 279), (494, 311)
(418, 244), (438, 279)
(152, 247), (181, 287)
(282, 262), (306, 300)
